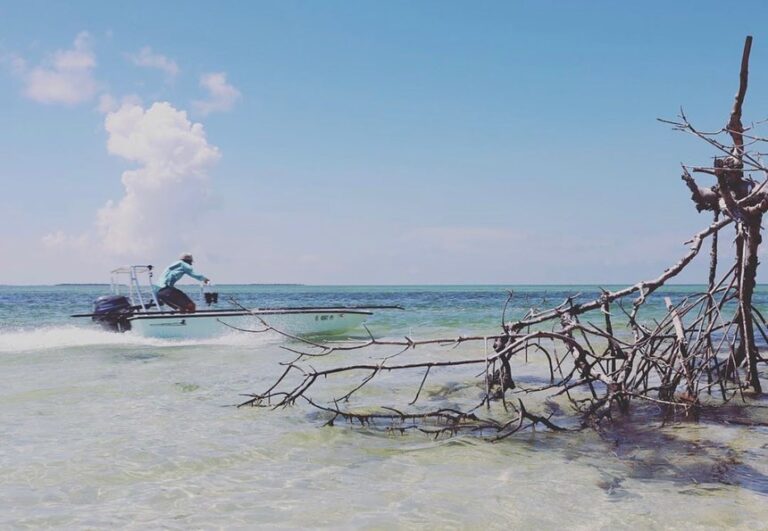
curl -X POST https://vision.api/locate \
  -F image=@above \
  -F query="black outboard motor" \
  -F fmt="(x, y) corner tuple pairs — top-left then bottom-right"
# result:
(92, 295), (133, 332)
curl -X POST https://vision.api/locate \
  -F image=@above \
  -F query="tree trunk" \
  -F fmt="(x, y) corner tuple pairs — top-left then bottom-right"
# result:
(740, 216), (763, 392)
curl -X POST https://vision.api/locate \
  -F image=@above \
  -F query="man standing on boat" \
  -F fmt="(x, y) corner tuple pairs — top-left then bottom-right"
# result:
(154, 253), (210, 312)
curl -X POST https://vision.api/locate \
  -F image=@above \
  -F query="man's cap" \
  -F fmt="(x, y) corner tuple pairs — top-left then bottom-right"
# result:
(180, 253), (194, 263)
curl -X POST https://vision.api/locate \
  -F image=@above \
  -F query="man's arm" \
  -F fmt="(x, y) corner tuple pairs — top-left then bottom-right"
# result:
(180, 261), (209, 283)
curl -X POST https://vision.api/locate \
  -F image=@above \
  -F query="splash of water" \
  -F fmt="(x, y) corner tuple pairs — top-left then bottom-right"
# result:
(0, 324), (273, 353)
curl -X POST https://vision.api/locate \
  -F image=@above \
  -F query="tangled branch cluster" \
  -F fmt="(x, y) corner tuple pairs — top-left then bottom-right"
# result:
(238, 36), (768, 439)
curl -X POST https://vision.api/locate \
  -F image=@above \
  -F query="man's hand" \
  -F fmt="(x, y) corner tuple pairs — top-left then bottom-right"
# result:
(204, 278), (210, 285)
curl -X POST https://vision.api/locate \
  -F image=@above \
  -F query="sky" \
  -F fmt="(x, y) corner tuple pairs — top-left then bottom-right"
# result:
(1, 1), (768, 285)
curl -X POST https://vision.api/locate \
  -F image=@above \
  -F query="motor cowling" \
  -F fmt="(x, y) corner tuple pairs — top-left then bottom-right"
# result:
(92, 295), (133, 331)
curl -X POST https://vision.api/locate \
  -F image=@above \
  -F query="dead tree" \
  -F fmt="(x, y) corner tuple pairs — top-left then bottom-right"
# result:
(238, 36), (768, 438)
(674, 36), (765, 392)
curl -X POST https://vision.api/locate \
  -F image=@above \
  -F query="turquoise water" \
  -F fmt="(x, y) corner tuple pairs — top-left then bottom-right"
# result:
(1, 284), (767, 528)
(0, 283), (747, 333)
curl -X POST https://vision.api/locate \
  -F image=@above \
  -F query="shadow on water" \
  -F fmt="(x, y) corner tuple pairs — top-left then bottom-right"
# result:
(301, 390), (768, 498)
(586, 402), (768, 497)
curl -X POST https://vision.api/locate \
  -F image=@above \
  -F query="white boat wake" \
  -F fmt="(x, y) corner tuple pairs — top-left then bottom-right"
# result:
(0, 324), (274, 353)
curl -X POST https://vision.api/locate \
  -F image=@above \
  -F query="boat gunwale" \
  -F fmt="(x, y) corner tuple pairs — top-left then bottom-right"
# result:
(127, 308), (374, 321)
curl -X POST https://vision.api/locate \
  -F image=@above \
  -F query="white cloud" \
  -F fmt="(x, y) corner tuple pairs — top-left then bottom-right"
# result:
(127, 46), (179, 79)
(192, 72), (240, 115)
(13, 31), (100, 105)
(96, 101), (221, 256)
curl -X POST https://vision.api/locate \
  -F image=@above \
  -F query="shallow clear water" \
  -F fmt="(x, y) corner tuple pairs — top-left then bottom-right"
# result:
(1, 284), (767, 528)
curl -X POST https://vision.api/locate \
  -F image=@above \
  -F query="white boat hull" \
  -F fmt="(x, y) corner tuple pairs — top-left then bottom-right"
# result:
(127, 309), (371, 339)
(75, 265), (393, 340)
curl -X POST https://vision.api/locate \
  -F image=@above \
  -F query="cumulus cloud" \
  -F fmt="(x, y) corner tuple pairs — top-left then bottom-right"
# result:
(12, 31), (99, 105)
(96, 101), (221, 256)
(127, 46), (179, 79)
(192, 72), (240, 115)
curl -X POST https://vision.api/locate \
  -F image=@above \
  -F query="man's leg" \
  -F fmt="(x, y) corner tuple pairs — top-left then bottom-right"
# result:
(157, 287), (196, 312)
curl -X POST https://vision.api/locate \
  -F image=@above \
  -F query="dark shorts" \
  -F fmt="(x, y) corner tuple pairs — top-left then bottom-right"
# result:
(157, 286), (194, 310)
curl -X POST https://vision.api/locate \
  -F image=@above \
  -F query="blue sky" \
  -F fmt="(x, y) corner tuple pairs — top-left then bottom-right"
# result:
(1, 1), (767, 284)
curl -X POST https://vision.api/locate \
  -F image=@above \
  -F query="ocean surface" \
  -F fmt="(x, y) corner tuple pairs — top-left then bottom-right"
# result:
(1, 284), (767, 529)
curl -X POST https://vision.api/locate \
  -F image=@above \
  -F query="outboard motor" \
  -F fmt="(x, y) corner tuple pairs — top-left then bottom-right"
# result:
(92, 295), (133, 332)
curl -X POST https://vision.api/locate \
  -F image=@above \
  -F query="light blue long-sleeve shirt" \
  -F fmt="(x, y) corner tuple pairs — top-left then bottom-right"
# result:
(154, 260), (207, 290)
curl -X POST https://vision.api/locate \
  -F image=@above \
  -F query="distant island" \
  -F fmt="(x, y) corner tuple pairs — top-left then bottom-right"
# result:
(241, 283), (304, 286)
(54, 283), (110, 286)
(51, 283), (305, 287)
